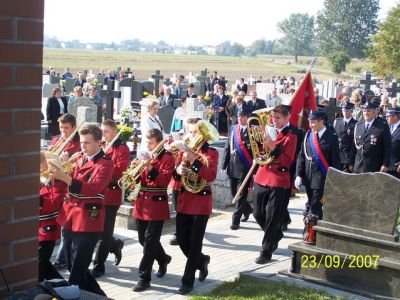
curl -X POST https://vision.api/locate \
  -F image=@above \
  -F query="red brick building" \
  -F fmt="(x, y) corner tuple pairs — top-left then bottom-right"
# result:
(0, 0), (45, 297)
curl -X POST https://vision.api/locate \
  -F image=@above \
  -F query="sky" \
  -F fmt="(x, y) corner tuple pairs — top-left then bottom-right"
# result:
(44, 0), (397, 46)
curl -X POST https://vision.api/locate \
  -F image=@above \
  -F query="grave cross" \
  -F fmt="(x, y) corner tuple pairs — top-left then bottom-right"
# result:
(360, 72), (376, 91)
(125, 68), (134, 79)
(99, 80), (121, 120)
(164, 78), (172, 86)
(387, 82), (400, 98)
(151, 70), (164, 97)
(196, 69), (210, 96)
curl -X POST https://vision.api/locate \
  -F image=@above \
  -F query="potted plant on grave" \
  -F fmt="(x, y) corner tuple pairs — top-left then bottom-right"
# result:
(120, 107), (133, 125)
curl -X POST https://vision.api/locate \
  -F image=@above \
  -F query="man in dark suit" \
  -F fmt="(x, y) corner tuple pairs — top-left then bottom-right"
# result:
(385, 108), (400, 178)
(186, 83), (198, 99)
(159, 87), (176, 107)
(333, 102), (358, 172)
(223, 110), (253, 230)
(103, 70), (116, 85)
(295, 111), (340, 222)
(74, 73), (86, 87)
(248, 90), (266, 113)
(237, 78), (248, 94)
(354, 102), (392, 173)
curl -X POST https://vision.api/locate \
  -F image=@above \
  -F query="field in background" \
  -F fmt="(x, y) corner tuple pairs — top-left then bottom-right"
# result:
(43, 49), (372, 83)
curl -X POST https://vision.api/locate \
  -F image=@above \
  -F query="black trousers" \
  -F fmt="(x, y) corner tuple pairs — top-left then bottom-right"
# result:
(136, 219), (169, 282)
(305, 187), (323, 220)
(171, 190), (179, 236)
(230, 176), (252, 225)
(252, 184), (287, 255)
(176, 213), (209, 287)
(281, 189), (292, 226)
(93, 205), (120, 272)
(62, 229), (105, 296)
(38, 240), (64, 282)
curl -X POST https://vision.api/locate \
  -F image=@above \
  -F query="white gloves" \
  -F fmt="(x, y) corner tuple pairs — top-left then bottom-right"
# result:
(295, 176), (303, 190)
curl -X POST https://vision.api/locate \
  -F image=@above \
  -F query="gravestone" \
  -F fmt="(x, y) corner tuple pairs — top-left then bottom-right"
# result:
(42, 83), (60, 98)
(323, 105), (342, 125)
(158, 105), (175, 135)
(196, 69), (210, 96)
(151, 70), (163, 97)
(256, 83), (275, 100)
(364, 90), (376, 102)
(65, 78), (78, 95)
(164, 78), (172, 87)
(286, 168), (400, 299)
(68, 97), (101, 123)
(142, 81), (155, 95)
(265, 99), (276, 108)
(360, 72), (376, 91)
(387, 81), (400, 98)
(43, 74), (60, 85)
(131, 80), (144, 104)
(100, 80), (121, 120)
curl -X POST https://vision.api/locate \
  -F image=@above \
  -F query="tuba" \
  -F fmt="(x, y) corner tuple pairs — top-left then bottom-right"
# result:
(246, 107), (276, 165)
(181, 120), (219, 194)
(118, 139), (167, 190)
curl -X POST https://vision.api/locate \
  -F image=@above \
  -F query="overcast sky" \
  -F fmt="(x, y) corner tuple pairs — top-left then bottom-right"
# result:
(44, 0), (397, 46)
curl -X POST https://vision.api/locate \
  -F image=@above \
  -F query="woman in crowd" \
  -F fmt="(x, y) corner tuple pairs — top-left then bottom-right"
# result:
(46, 88), (68, 136)
(140, 100), (164, 150)
(68, 86), (84, 104)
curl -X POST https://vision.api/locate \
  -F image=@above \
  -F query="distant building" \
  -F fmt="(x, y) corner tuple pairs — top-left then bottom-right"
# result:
(203, 46), (217, 55)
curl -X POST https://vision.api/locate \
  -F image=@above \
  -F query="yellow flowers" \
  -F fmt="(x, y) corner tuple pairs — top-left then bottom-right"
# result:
(117, 124), (133, 143)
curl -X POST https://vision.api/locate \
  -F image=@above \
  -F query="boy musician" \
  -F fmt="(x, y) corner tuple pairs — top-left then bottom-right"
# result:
(131, 129), (175, 292)
(174, 121), (219, 295)
(50, 124), (113, 296)
(92, 120), (130, 278)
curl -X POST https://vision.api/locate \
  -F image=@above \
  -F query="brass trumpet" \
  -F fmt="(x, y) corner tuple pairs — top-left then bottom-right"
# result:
(118, 140), (167, 190)
(40, 151), (83, 183)
(181, 120), (219, 194)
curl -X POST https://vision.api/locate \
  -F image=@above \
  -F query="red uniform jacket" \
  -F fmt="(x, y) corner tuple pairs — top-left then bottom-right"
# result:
(57, 149), (114, 232)
(51, 134), (81, 157)
(103, 139), (130, 206)
(175, 143), (219, 216)
(254, 126), (297, 189)
(39, 180), (67, 242)
(133, 149), (175, 221)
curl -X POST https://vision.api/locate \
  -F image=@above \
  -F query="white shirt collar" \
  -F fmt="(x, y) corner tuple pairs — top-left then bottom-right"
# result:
(318, 126), (326, 139)
(86, 149), (102, 161)
(240, 125), (247, 131)
(344, 117), (353, 123)
(391, 120), (400, 132)
(365, 118), (375, 128)
(276, 123), (289, 133)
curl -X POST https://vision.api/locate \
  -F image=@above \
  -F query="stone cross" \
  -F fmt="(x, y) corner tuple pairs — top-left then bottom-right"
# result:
(164, 78), (173, 86)
(100, 80), (121, 120)
(125, 67), (134, 78)
(196, 69), (210, 96)
(387, 81), (400, 98)
(151, 70), (163, 97)
(360, 72), (376, 91)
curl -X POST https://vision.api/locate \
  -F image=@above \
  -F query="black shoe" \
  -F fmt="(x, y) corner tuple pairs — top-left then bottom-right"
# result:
(255, 252), (272, 264)
(230, 224), (240, 230)
(177, 285), (193, 295)
(199, 255), (210, 282)
(91, 269), (105, 278)
(132, 280), (150, 292)
(114, 239), (124, 266)
(156, 255), (171, 278)
(53, 261), (67, 269)
(170, 235), (178, 245)
(241, 209), (253, 222)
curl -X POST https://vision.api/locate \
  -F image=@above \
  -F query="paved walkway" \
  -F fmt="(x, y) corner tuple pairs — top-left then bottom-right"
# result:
(57, 194), (362, 299)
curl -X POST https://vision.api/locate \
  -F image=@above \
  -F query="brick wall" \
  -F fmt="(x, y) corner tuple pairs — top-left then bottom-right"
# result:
(0, 0), (44, 296)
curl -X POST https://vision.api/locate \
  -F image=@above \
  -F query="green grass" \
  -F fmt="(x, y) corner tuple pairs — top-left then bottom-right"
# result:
(191, 276), (347, 300)
(43, 49), (371, 82)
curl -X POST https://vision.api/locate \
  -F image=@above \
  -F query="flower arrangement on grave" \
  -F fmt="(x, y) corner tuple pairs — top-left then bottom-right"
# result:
(205, 107), (215, 121)
(143, 91), (149, 97)
(203, 95), (211, 105)
(92, 78), (99, 86)
(120, 107), (133, 125)
(117, 123), (133, 144)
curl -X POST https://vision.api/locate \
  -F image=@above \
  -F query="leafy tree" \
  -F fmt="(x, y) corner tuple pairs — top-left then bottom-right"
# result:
(249, 39), (266, 56)
(327, 51), (351, 73)
(369, 4), (400, 80)
(216, 41), (232, 56)
(316, 0), (379, 58)
(278, 13), (315, 63)
(44, 35), (61, 48)
(230, 42), (245, 56)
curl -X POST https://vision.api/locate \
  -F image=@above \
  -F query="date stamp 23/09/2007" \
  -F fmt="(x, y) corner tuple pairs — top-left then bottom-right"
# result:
(301, 254), (380, 269)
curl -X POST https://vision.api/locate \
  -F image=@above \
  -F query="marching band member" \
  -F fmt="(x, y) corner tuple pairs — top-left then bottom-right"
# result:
(49, 113), (81, 157)
(295, 111), (340, 244)
(51, 124), (113, 296)
(252, 105), (297, 264)
(38, 153), (67, 282)
(222, 110), (253, 230)
(174, 121), (219, 295)
(131, 129), (175, 292)
(91, 120), (130, 278)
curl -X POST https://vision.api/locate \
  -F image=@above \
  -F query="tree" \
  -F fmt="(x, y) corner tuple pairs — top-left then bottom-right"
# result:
(249, 39), (266, 56)
(327, 51), (351, 73)
(369, 4), (400, 80)
(278, 13), (315, 63)
(230, 42), (245, 56)
(316, 0), (379, 59)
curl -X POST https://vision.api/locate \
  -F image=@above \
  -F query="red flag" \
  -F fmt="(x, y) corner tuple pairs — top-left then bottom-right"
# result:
(289, 71), (317, 129)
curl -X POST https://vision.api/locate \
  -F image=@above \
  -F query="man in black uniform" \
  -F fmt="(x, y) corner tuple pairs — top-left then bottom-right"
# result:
(354, 102), (392, 173)
(223, 110), (253, 230)
(333, 102), (357, 172)
(385, 108), (400, 178)
(295, 111), (340, 222)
